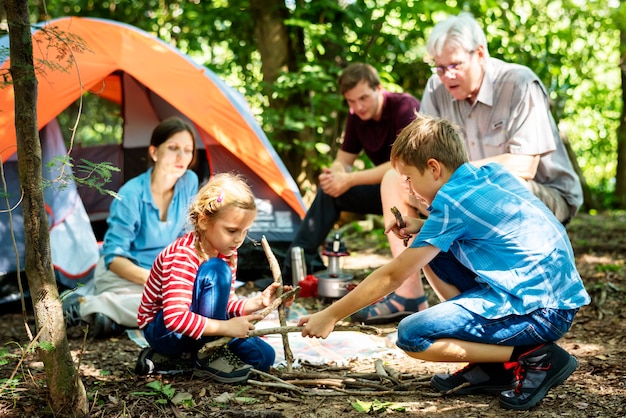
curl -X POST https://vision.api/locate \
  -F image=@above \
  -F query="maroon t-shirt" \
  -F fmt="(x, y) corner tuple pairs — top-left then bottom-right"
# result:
(341, 90), (420, 166)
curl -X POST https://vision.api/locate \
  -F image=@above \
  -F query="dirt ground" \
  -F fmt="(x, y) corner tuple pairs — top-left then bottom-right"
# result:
(1, 211), (626, 417)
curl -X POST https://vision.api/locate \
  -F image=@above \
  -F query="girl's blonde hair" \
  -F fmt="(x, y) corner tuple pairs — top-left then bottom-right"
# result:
(188, 172), (256, 260)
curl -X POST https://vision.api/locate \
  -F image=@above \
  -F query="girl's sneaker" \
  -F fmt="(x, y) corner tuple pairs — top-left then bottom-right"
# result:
(135, 348), (193, 375)
(194, 346), (252, 383)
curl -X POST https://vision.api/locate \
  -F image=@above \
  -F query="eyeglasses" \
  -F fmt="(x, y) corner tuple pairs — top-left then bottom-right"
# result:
(431, 50), (475, 77)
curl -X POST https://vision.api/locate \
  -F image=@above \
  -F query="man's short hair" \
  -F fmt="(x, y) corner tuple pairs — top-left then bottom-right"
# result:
(338, 63), (380, 94)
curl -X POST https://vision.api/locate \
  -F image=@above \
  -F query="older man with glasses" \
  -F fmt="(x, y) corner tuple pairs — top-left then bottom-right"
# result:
(421, 12), (582, 223)
(383, 11), (583, 409)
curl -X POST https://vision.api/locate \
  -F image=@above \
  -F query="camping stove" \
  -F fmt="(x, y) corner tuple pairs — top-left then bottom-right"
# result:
(317, 233), (354, 298)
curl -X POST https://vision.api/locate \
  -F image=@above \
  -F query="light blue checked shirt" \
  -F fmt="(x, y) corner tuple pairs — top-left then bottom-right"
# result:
(412, 162), (590, 319)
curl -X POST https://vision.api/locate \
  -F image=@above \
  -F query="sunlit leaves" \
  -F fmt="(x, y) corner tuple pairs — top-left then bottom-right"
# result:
(33, 0), (624, 202)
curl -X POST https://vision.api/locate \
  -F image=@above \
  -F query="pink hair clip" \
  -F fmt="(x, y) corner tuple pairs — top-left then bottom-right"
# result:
(217, 188), (224, 203)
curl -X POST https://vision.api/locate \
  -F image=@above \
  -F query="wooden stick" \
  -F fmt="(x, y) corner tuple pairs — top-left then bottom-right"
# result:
(284, 378), (346, 388)
(261, 236), (294, 371)
(256, 287), (299, 319)
(247, 379), (305, 393)
(247, 388), (296, 402)
(247, 354), (449, 400)
(282, 371), (397, 382)
(443, 381), (472, 395)
(374, 359), (388, 377)
(375, 358), (401, 385)
(246, 323), (381, 338)
(249, 361), (446, 398)
(246, 379), (442, 397)
(382, 364), (402, 381)
(283, 377), (393, 392)
(261, 236), (283, 285)
(390, 206), (411, 246)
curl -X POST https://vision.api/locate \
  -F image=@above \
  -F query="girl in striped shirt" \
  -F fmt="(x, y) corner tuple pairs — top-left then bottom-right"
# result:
(136, 172), (293, 382)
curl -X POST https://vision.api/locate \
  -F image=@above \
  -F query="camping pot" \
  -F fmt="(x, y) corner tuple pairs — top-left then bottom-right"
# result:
(317, 233), (352, 297)
(316, 272), (354, 298)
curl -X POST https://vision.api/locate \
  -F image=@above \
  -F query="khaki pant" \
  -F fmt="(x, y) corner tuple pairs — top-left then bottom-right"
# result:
(525, 180), (572, 224)
(80, 257), (144, 328)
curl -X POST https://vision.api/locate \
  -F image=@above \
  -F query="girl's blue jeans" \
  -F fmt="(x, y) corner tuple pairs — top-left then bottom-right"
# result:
(142, 258), (275, 371)
(396, 250), (578, 353)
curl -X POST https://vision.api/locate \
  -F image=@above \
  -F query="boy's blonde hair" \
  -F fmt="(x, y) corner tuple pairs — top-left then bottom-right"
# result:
(391, 114), (468, 173)
(188, 172), (256, 260)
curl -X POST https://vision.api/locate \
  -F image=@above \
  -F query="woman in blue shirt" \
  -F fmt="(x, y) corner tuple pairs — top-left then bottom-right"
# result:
(63, 117), (199, 338)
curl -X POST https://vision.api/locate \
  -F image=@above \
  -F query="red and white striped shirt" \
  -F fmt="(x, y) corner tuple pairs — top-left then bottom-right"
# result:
(137, 231), (247, 340)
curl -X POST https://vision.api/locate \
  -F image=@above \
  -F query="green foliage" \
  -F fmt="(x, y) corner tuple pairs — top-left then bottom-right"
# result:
(132, 380), (176, 405)
(38, 341), (55, 352)
(209, 386), (257, 407)
(0, 376), (21, 399)
(595, 264), (622, 273)
(588, 280), (623, 293)
(0, 347), (15, 367)
(351, 398), (406, 413)
(33, 0), (624, 206)
(43, 156), (120, 200)
(56, 93), (123, 148)
(0, 343), (29, 397)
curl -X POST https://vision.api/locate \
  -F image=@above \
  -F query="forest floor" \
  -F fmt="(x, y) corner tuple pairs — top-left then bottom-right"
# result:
(1, 211), (626, 417)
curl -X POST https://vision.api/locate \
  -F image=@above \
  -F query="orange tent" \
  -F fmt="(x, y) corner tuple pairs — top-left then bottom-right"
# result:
(0, 16), (305, 281)
(0, 16), (304, 216)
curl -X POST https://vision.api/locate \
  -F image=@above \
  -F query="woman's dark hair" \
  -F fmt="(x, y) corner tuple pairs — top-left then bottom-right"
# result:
(150, 116), (195, 147)
(148, 116), (198, 168)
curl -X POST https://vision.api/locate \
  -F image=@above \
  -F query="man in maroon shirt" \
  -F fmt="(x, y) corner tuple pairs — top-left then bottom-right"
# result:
(283, 63), (428, 323)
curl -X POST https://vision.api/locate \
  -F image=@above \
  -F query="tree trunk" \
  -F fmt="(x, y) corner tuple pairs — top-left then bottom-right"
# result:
(249, 0), (316, 197)
(616, 20), (626, 208)
(4, 0), (88, 415)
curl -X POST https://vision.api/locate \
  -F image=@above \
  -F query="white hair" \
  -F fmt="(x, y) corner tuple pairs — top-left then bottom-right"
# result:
(426, 12), (489, 60)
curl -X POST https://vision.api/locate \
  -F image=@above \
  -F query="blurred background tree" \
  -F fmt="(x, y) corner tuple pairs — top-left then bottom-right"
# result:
(15, 0), (623, 209)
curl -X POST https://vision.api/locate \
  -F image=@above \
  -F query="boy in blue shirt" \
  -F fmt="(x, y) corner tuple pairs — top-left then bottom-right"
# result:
(299, 114), (590, 410)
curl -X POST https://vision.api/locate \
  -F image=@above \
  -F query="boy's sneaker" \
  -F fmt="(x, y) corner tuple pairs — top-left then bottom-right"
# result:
(135, 347), (193, 376)
(431, 362), (517, 395)
(194, 346), (252, 383)
(500, 343), (578, 410)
